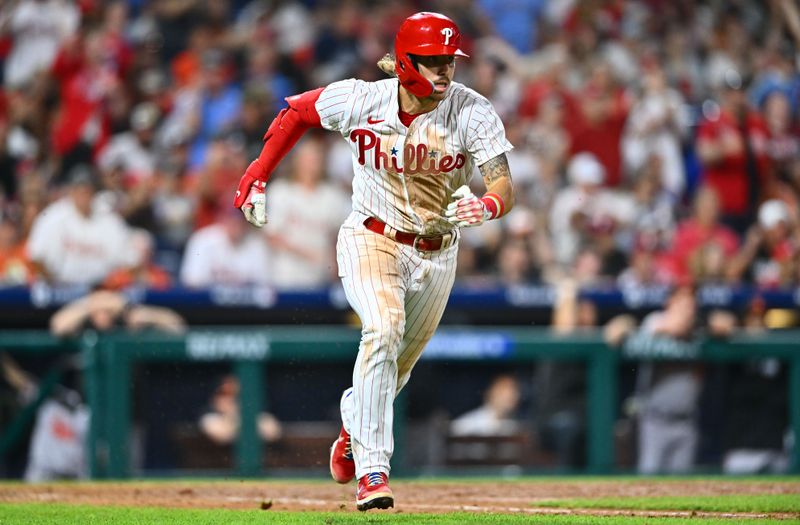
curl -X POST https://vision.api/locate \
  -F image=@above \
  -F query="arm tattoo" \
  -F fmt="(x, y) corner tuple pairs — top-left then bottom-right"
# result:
(479, 153), (512, 187)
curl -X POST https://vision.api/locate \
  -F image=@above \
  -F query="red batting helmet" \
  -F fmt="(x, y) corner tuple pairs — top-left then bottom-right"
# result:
(394, 12), (468, 98)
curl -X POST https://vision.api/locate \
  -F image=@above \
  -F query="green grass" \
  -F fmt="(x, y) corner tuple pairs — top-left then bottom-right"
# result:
(410, 475), (800, 484)
(536, 494), (800, 513)
(0, 504), (791, 525)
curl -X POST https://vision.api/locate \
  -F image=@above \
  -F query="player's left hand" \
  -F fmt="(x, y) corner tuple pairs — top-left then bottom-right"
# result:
(446, 185), (490, 228)
(234, 160), (268, 227)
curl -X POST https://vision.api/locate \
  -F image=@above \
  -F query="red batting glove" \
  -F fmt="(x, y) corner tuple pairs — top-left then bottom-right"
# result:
(234, 159), (269, 227)
(233, 159), (268, 208)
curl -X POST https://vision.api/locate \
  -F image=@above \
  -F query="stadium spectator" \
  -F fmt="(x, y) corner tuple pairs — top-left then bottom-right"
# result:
(477, 0), (544, 54)
(549, 153), (633, 268)
(666, 186), (739, 284)
(516, 43), (578, 122)
(49, 27), (127, 175)
(26, 165), (136, 286)
(626, 164), (676, 252)
(49, 289), (185, 338)
(96, 103), (161, 228)
(1, 352), (89, 483)
(450, 373), (522, 438)
(497, 237), (536, 286)
(102, 229), (173, 291)
(234, 86), (275, 162)
(1, 0), (80, 89)
(521, 93), (569, 210)
(242, 45), (295, 115)
(170, 24), (213, 90)
(470, 53), (521, 123)
(311, 1), (364, 87)
(617, 240), (670, 290)
(760, 89), (799, 192)
(150, 157), (195, 257)
(186, 49), (243, 169)
(2, 80), (48, 171)
(661, 26), (705, 104)
(264, 135), (349, 289)
(726, 200), (799, 287)
(191, 133), (247, 230)
(14, 171), (48, 240)
(98, 102), (160, 191)
(179, 206), (271, 288)
(622, 57), (689, 200)
(696, 69), (770, 234)
(199, 374), (282, 446)
(0, 212), (32, 285)
(568, 60), (631, 187)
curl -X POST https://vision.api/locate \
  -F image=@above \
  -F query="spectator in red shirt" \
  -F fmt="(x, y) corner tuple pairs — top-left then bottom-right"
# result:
(696, 69), (770, 233)
(50, 29), (120, 173)
(517, 46), (580, 124)
(191, 134), (246, 230)
(569, 60), (631, 187)
(667, 186), (739, 284)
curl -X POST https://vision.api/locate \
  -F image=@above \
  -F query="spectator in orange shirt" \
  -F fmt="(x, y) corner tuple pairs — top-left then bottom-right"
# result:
(102, 229), (173, 291)
(171, 25), (212, 89)
(0, 213), (34, 285)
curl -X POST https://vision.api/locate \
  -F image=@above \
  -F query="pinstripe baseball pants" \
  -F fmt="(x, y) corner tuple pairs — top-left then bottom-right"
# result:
(336, 215), (458, 478)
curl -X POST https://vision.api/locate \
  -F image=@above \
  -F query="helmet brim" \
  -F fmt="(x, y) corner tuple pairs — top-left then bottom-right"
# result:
(406, 45), (469, 58)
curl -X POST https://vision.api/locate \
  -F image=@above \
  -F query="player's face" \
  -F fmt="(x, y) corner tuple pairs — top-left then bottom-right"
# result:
(415, 55), (456, 100)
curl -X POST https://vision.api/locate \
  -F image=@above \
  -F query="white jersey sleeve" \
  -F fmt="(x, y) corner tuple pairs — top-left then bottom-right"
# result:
(315, 79), (360, 134)
(26, 202), (62, 265)
(461, 95), (513, 166)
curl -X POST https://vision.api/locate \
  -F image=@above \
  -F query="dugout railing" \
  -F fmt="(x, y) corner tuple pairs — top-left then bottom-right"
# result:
(1, 327), (798, 478)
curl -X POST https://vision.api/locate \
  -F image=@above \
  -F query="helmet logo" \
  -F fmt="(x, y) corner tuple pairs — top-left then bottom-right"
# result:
(441, 27), (454, 46)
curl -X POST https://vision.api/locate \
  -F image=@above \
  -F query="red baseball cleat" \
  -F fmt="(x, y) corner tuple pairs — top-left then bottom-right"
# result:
(356, 472), (394, 511)
(329, 426), (355, 484)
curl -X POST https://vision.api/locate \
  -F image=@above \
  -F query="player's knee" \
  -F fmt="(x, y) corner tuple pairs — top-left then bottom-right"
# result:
(362, 315), (404, 353)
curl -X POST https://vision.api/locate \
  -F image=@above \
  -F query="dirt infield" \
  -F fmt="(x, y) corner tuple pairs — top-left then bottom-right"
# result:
(1, 479), (799, 520)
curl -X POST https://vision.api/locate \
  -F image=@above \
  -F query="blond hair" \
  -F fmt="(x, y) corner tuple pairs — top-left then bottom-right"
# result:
(377, 54), (396, 77)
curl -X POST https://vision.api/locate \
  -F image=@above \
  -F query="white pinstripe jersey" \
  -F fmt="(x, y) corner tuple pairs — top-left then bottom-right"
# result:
(316, 78), (513, 235)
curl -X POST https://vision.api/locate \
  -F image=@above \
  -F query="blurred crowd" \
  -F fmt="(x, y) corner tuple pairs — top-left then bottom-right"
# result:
(1, 0), (800, 293)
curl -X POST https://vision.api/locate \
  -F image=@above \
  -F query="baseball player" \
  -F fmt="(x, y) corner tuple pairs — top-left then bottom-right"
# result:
(233, 12), (515, 511)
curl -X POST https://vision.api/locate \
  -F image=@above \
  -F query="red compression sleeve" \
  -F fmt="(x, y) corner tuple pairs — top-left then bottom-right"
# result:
(254, 87), (325, 180)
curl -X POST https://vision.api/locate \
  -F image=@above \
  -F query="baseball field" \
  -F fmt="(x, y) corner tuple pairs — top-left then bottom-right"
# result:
(1, 477), (798, 524)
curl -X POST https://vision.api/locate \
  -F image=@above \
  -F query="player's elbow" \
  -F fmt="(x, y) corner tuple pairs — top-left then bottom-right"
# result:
(504, 186), (515, 215)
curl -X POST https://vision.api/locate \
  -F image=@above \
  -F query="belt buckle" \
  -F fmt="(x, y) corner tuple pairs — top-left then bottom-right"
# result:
(414, 231), (455, 252)
(440, 232), (453, 250)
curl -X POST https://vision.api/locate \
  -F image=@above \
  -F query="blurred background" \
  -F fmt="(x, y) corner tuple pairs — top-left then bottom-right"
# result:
(0, 0), (798, 480)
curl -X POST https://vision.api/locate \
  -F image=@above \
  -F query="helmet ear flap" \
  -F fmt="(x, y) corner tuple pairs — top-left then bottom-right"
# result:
(394, 52), (434, 98)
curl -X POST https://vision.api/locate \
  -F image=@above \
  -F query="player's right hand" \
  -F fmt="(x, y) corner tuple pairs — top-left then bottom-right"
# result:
(446, 185), (490, 228)
(234, 160), (269, 227)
